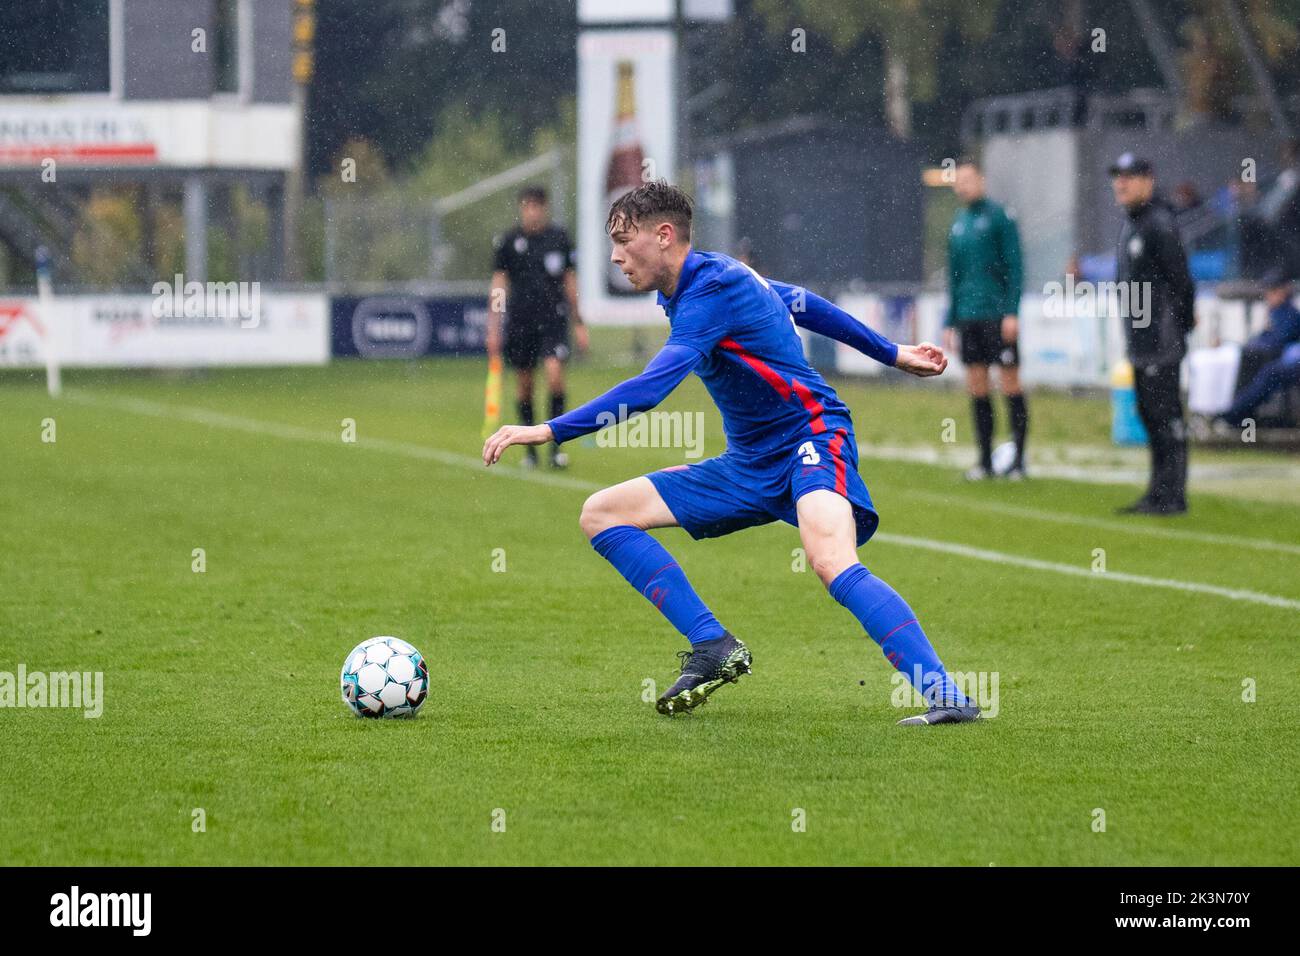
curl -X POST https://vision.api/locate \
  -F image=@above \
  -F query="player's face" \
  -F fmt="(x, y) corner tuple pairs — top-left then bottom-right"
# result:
(1111, 173), (1153, 207)
(520, 199), (548, 233)
(953, 166), (983, 204)
(1266, 285), (1292, 308)
(608, 220), (664, 292)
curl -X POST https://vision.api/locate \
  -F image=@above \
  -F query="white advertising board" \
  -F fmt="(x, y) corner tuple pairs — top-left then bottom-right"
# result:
(0, 101), (299, 170)
(0, 292), (329, 368)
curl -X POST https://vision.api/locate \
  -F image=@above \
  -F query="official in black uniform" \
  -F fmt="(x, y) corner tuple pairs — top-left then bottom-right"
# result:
(488, 186), (587, 468)
(1110, 153), (1196, 515)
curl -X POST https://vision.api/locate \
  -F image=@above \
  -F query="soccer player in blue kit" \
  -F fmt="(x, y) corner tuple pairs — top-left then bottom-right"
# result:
(483, 182), (981, 725)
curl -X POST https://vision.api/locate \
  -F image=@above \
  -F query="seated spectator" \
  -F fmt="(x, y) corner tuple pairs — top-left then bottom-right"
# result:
(1219, 270), (1300, 426)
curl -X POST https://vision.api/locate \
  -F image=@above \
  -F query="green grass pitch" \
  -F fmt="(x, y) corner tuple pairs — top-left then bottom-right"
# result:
(2, 337), (1297, 866)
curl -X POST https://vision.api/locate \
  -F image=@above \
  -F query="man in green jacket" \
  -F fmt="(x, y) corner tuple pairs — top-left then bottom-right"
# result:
(944, 157), (1028, 480)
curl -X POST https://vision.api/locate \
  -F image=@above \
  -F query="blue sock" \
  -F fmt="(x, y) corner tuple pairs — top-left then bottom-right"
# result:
(829, 564), (967, 707)
(590, 526), (727, 645)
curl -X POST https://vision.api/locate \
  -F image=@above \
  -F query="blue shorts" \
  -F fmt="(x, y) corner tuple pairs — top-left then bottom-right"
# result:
(646, 426), (879, 546)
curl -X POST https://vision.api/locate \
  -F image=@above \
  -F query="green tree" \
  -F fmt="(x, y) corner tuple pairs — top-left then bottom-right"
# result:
(312, 102), (576, 283)
(1179, 0), (1300, 124)
(751, 0), (998, 138)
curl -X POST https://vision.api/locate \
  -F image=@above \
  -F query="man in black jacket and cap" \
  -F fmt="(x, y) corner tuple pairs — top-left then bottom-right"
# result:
(1110, 153), (1196, 515)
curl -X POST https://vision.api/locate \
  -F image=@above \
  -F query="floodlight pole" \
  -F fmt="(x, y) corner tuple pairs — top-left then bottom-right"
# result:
(284, 0), (316, 282)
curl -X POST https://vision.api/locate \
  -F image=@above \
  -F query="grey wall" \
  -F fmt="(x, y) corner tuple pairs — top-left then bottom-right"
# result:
(123, 0), (213, 99)
(734, 126), (924, 287)
(251, 0), (293, 103)
(985, 129), (1079, 289)
(121, 0), (292, 102)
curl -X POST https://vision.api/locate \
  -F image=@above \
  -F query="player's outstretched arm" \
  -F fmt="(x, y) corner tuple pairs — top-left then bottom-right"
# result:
(767, 278), (898, 367)
(767, 278), (947, 378)
(482, 343), (702, 466)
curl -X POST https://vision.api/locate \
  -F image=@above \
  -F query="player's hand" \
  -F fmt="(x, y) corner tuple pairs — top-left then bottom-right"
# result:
(894, 342), (948, 378)
(1001, 315), (1018, 343)
(486, 328), (502, 361)
(943, 327), (957, 355)
(482, 423), (554, 466)
(574, 322), (590, 355)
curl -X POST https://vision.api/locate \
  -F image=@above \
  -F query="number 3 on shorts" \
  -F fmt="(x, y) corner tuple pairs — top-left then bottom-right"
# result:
(798, 441), (820, 465)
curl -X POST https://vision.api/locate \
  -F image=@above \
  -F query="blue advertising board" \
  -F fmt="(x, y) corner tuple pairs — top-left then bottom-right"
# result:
(331, 296), (488, 358)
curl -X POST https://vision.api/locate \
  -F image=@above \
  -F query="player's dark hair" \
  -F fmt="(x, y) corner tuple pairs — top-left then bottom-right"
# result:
(606, 180), (692, 241)
(518, 185), (548, 205)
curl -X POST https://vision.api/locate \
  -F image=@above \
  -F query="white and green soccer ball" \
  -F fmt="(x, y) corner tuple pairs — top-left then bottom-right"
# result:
(340, 636), (429, 718)
(991, 440), (1018, 476)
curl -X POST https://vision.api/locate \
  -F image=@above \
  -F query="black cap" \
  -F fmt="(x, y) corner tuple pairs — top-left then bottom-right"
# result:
(1109, 152), (1153, 176)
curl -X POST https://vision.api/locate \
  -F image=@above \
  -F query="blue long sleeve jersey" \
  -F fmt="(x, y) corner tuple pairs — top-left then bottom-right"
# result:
(1256, 300), (1300, 351)
(546, 250), (900, 456)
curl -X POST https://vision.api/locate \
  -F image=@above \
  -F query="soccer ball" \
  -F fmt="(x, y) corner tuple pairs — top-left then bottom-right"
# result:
(990, 440), (1018, 476)
(340, 636), (429, 718)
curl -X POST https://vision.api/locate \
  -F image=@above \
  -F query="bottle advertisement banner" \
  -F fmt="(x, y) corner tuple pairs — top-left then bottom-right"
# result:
(577, 28), (676, 326)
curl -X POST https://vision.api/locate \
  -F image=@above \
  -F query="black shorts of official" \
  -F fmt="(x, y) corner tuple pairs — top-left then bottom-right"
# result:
(504, 316), (570, 370)
(958, 318), (1019, 367)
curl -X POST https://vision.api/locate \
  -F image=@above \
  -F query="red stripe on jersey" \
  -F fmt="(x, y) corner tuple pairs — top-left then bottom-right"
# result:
(790, 378), (827, 434)
(719, 336), (829, 433)
(718, 337), (792, 400)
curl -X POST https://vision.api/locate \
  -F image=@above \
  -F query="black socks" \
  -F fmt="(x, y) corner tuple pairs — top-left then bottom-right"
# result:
(972, 396), (994, 471)
(1007, 393), (1028, 468)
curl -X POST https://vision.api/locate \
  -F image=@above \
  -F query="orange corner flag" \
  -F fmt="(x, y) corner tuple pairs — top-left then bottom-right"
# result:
(481, 355), (503, 438)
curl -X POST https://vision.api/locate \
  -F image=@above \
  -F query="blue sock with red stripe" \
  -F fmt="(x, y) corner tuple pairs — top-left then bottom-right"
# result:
(590, 525), (727, 645)
(829, 564), (968, 706)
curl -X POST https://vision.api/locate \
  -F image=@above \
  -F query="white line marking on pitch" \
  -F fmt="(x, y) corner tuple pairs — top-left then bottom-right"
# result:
(72, 393), (594, 492)
(896, 488), (1300, 557)
(70, 391), (1300, 612)
(871, 533), (1300, 611)
(856, 440), (1300, 487)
